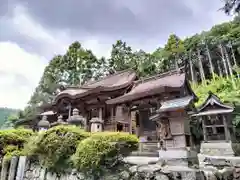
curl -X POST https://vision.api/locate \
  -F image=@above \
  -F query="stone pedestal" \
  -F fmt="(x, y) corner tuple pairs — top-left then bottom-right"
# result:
(198, 142), (234, 169)
(200, 142), (234, 156)
(158, 149), (198, 166)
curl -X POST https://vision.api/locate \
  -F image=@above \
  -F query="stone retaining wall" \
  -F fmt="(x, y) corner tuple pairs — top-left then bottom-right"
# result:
(2, 155), (240, 180)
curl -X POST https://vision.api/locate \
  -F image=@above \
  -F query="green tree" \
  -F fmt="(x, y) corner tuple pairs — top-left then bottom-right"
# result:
(23, 41), (101, 119)
(109, 40), (135, 71)
(222, 0), (240, 14)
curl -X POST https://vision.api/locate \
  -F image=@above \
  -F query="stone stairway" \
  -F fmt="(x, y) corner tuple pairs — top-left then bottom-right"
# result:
(131, 141), (159, 157)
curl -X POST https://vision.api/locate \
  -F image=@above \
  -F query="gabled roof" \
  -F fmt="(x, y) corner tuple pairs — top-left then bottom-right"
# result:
(157, 96), (194, 113)
(53, 69), (136, 103)
(192, 91), (234, 117)
(198, 91), (233, 112)
(106, 70), (187, 105)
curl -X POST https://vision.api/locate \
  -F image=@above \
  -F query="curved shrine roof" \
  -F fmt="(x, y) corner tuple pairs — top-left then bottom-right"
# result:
(106, 72), (186, 105)
(53, 70), (136, 103)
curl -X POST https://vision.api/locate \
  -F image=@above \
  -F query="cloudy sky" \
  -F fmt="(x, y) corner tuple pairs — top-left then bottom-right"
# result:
(0, 0), (232, 109)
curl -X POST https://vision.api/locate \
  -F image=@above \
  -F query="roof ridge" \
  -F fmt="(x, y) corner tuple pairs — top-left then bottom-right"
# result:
(63, 86), (91, 90)
(62, 69), (135, 89)
(83, 68), (135, 86)
(134, 66), (185, 85)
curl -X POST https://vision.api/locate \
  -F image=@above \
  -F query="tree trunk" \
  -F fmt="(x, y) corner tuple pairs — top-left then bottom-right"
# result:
(197, 49), (205, 82)
(206, 43), (215, 80)
(189, 51), (196, 83)
(217, 60), (223, 77)
(229, 42), (240, 78)
(224, 46), (236, 88)
(219, 44), (229, 77)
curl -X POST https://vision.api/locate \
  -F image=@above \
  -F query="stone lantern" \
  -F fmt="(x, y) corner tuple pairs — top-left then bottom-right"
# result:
(51, 115), (66, 127)
(67, 108), (85, 127)
(38, 115), (50, 131)
(90, 117), (104, 132)
(57, 115), (64, 123)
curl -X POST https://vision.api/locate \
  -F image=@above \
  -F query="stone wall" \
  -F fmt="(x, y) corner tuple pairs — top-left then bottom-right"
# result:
(2, 155), (240, 180)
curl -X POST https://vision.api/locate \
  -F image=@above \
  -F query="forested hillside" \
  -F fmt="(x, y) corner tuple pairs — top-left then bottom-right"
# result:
(19, 10), (240, 122)
(0, 107), (19, 127)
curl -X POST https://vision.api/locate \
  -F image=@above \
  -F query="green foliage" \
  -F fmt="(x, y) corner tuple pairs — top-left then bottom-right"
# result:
(192, 76), (240, 107)
(0, 108), (19, 128)
(222, 0), (240, 14)
(72, 132), (138, 174)
(164, 34), (185, 55)
(0, 128), (34, 158)
(21, 128), (138, 173)
(192, 76), (240, 127)
(25, 125), (90, 171)
(24, 17), (240, 121)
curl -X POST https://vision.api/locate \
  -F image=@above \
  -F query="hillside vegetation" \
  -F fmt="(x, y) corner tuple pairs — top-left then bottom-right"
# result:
(20, 17), (240, 119)
(0, 108), (19, 127)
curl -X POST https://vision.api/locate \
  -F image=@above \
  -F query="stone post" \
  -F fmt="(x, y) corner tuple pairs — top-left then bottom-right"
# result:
(8, 156), (19, 180)
(1, 158), (10, 180)
(15, 156), (27, 180)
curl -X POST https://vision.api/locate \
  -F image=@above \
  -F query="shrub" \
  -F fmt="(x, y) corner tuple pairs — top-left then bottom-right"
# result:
(0, 128), (34, 159)
(25, 125), (89, 171)
(72, 132), (138, 174)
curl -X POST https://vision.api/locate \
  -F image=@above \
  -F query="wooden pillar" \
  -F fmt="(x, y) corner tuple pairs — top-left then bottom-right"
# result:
(128, 108), (132, 134)
(99, 107), (103, 120)
(111, 106), (116, 131)
(223, 115), (231, 141)
(201, 116), (207, 142)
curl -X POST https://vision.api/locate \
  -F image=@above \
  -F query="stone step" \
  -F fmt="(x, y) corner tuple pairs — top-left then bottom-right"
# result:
(141, 142), (159, 152)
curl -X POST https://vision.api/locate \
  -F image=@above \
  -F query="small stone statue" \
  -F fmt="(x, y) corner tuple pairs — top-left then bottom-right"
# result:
(157, 117), (172, 140)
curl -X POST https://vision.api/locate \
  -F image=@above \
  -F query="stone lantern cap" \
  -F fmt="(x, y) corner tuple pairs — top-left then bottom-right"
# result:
(57, 115), (64, 123)
(90, 117), (104, 124)
(67, 108), (85, 125)
(51, 115), (66, 127)
(38, 115), (50, 128)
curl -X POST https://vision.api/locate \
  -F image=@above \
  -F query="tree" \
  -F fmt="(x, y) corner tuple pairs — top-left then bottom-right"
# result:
(222, 0), (240, 14)
(23, 41), (101, 119)
(109, 40), (135, 72)
(163, 34), (185, 70)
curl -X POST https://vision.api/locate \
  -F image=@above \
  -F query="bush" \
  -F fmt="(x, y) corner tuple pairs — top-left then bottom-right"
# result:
(0, 128), (34, 159)
(72, 132), (138, 174)
(25, 125), (89, 171)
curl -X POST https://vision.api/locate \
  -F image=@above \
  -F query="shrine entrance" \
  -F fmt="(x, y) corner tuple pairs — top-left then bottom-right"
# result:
(117, 123), (123, 131)
(116, 121), (129, 132)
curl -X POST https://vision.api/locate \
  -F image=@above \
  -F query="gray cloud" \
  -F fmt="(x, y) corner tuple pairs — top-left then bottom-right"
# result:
(0, 0), (231, 57)
(12, 0), (195, 37)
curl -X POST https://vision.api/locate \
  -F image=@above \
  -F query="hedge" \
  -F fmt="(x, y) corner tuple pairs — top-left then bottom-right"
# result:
(25, 125), (90, 170)
(72, 132), (139, 173)
(0, 128), (34, 160)
(1, 126), (139, 173)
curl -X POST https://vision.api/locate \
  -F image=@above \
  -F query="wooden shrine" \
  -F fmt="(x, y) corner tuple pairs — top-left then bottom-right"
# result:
(106, 68), (198, 162)
(36, 70), (137, 132)
(192, 91), (235, 157)
(26, 67), (198, 154)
